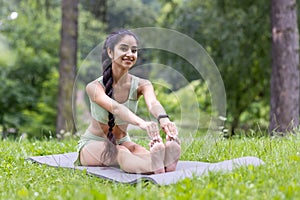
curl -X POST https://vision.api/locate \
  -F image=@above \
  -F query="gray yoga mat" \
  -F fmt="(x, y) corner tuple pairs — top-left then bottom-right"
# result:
(27, 152), (264, 185)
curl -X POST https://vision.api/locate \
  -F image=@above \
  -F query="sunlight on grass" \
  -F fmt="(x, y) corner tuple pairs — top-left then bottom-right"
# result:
(1, 132), (300, 199)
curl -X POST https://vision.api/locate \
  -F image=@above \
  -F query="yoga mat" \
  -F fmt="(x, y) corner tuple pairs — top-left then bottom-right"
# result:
(27, 152), (264, 185)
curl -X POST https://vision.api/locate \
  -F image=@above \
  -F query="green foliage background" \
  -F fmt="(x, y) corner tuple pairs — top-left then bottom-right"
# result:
(0, 0), (299, 138)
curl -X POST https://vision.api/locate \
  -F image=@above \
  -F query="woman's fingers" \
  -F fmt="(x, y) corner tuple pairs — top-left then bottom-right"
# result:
(146, 121), (161, 140)
(162, 122), (178, 138)
(146, 121), (179, 141)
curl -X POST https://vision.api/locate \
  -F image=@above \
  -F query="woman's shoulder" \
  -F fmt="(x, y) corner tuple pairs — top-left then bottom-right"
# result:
(86, 76), (104, 87)
(86, 77), (105, 98)
(134, 76), (153, 96)
(130, 75), (151, 86)
(139, 78), (152, 87)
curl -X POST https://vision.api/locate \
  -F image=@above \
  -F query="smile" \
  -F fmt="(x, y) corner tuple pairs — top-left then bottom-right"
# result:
(122, 56), (134, 62)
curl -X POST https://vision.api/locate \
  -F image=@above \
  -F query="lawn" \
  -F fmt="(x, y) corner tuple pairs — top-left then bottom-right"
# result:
(1, 133), (300, 200)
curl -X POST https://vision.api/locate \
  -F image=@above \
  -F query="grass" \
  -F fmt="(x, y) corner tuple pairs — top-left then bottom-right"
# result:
(1, 133), (300, 200)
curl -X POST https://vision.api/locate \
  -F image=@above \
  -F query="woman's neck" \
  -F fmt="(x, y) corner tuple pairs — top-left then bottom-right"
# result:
(112, 66), (130, 85)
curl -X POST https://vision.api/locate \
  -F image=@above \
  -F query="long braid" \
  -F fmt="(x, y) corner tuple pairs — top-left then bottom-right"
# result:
(102, 65), (116, 145)
(100, 30), (139, 163)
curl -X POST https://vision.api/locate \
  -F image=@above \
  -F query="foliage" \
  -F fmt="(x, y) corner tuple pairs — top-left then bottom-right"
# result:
(78, 6), (107, 62)
(157, 0), (271, 133)
(21, 69), (59, 137)
(0, 0), (61, 138)
(80, 0), (107, 22)
(107, 0), (159, 31)
(0, 0), (297, 137)
(0, 35), (24, 135)
(76, 7), (108, 90)
(1, 132), (300, 199)
(0, 0), (109, 138)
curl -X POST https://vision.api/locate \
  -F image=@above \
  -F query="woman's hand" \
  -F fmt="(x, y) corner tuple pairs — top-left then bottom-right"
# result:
(140, 121), (162, 141)
(159, 118), (178, 139)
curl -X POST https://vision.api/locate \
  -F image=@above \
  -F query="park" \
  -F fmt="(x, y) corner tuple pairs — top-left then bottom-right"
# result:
(1, 0), (299, 199)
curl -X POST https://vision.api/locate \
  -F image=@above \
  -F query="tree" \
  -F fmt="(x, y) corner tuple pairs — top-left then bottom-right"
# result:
(107, 0), (158, 31)
(269, 0), (299, 135)
(157, 0), (272, 134)
(80, 0), (107, 23)
(1, 0), (61, 138)
(56, 0), (79, 137)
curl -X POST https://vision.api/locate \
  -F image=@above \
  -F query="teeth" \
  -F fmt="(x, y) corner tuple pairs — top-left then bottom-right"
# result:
(123, 57), (134, 61)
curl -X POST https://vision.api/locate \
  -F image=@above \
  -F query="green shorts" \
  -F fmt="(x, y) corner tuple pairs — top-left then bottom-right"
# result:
(74, 130), (131, 166)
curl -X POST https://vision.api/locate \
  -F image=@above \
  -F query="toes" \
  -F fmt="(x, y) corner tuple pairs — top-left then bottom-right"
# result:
(166, 135), (180, 145)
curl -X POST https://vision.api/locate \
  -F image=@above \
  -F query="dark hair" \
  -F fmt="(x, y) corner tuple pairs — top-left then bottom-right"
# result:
(100, 29), (139, 162)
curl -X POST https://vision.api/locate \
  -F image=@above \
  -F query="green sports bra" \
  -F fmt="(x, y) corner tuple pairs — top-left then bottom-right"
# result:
(90, 75), (139, 125)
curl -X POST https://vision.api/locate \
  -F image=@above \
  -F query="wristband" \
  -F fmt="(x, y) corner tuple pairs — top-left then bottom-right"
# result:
(157, 114), (169, 122)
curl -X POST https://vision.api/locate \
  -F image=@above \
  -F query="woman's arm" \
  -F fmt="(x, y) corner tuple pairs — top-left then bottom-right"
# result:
(138, 80), (167, 118)
(86, 80), (145, 127)
(139, 79), (178, 138)
(86, 80), (160, 139)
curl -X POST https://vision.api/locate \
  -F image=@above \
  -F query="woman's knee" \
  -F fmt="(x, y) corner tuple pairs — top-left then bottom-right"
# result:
(126, 143), (148, 154)
(80, 141), (115, 166)
(80, 146), (102, 166)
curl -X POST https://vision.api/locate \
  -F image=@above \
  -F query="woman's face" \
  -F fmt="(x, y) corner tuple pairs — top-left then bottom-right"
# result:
(108, 35), (138, 70)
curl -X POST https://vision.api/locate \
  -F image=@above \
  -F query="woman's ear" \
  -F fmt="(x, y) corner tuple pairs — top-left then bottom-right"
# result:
(107, 48), (113, 59)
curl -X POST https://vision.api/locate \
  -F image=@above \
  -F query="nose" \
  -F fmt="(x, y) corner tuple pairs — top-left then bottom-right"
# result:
(125, 50), (133, 56)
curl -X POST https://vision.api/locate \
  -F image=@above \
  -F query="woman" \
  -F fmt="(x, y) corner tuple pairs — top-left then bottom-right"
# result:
(76, 29), (181, 174)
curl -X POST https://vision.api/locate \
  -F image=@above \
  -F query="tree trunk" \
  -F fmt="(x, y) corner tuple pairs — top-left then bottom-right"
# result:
(269, 0), (299, 135)
(0, 115), (7, 139)
(56, 0), (79, 138)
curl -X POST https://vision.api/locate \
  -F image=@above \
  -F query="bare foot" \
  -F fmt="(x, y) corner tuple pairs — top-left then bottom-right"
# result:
(164, 138), (181, 172)
(150, 141), (165, 174)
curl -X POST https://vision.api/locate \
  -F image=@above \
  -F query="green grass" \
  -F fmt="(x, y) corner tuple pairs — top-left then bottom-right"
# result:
(1, 133), (300, 200)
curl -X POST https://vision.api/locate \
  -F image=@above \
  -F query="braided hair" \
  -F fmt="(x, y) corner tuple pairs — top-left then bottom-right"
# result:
(100, 30), (139, 162)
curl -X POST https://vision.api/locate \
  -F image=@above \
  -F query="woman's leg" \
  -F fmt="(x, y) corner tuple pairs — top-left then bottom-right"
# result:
(80, 140), (165, 174)
(117, 146), (152, 173)
(80, 141), (118, 166)
(120, 141), (165, 174)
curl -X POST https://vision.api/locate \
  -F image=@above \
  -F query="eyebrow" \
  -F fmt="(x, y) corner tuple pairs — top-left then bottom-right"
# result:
(119, 44), (138, 49)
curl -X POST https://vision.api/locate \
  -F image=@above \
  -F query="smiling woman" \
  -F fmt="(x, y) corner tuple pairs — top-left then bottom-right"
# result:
(75, 29), (181, 174)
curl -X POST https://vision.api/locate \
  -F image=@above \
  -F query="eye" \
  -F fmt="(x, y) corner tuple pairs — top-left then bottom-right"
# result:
(131, 49), (137, 53)
(120, 46), (129, 52)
